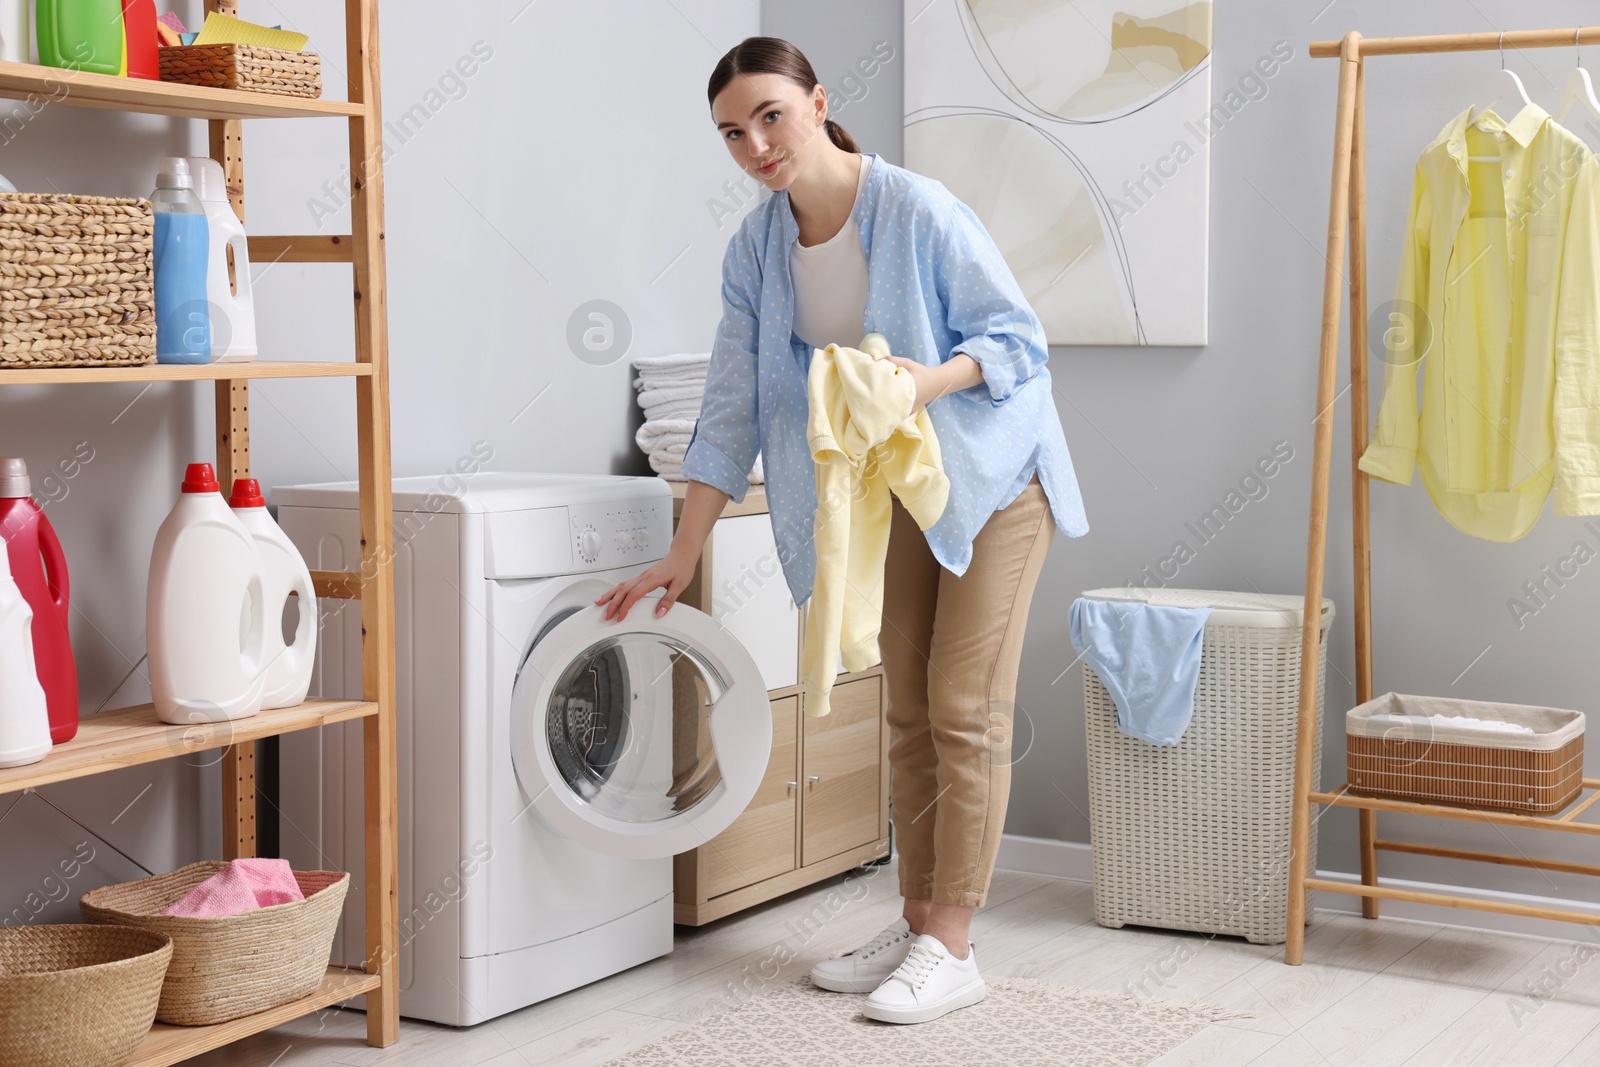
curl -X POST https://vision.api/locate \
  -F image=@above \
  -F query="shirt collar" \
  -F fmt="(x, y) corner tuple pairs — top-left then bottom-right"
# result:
(1438, 101), (1550, 163)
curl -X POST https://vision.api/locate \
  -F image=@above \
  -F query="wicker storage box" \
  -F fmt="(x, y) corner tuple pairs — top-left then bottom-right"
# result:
(0, 925), (172, 1067)
(0, 192), (154, 369)
(79, 862), (349, 1026)
(1081, 587), (1335, 945)
(1347, 692), (1585, 815)
(158, 43), (322, 98)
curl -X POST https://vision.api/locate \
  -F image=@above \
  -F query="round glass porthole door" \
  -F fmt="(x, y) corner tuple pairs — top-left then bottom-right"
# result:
(510, 592), (771, 859)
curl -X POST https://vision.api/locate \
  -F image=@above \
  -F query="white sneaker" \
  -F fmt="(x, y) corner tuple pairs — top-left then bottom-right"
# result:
(809, 917), (915, 993)
(862, 933), (986, 1024)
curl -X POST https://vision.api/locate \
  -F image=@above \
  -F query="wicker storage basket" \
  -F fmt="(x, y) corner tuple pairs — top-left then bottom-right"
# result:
(1347, 692), (1585, 815)
(0, 192), (154, 369)
(79, 862), (349, 1026)
(1081, 587), (1335, 945)
(0, 924), (172, 1067)
(158, 43), (322, 98)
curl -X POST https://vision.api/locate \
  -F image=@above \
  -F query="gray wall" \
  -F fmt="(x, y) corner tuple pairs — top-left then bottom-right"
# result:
(770, 0), (1600, 923)
(6, 0), (1600, 933)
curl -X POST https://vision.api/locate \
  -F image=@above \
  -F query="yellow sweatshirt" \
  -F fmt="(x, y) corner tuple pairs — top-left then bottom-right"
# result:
(803, 333), (950, 717)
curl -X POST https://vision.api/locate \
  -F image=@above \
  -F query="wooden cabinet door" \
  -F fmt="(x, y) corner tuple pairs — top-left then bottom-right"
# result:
(699, 695), (800, 899)
(801, 676), (884, 867)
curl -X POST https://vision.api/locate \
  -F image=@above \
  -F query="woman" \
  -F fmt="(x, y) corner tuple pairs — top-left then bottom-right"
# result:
(597, 36), (1088, 1025)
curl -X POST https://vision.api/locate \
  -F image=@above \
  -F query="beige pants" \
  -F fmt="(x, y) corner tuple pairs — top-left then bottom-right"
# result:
(880, 475), (1054, 907)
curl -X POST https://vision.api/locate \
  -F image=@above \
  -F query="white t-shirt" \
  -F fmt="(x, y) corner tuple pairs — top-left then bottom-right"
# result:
(790, 154), (871, 352)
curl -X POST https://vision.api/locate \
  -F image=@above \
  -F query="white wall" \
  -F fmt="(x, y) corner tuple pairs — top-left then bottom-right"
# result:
(0, 0), (759, 926)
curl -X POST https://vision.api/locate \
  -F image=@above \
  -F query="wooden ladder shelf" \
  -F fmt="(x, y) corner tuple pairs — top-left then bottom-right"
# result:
(0, 1), (399, 1059)
(1288, 25), (1600, 965)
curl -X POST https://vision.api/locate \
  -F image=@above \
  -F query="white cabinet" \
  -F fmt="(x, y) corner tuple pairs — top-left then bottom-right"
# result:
(708, 513), (800, 691)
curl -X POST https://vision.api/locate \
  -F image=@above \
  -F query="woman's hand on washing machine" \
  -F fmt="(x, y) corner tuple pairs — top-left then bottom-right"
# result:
(595, 549), (697, 622)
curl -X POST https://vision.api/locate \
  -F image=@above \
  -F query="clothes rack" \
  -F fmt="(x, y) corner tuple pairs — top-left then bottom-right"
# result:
(1289, 26), (1600, 966)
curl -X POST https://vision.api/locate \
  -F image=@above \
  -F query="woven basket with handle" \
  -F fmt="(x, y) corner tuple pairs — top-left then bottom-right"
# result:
(159, 43), (321, 98)
(79, 861), (349, 1026)
(0, 192), (155, 369)
(0, 924), (172, 1067)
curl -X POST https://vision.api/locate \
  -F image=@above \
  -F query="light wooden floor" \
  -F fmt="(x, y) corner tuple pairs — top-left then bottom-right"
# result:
(190, 862), (1600, 1066)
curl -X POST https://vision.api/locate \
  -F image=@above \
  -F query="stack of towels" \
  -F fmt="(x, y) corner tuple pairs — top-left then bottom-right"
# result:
(633, 352), (764, 484)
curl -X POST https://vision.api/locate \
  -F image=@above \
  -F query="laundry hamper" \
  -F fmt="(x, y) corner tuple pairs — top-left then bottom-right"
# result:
(1080, 587), (1336, 945)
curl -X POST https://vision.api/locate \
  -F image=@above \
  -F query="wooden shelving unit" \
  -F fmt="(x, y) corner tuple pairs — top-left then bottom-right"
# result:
(0, 0), (399, 1058)
(1287, 25), (1600, 966)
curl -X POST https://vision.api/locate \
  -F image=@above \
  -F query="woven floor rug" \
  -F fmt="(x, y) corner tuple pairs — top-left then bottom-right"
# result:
(601, 974), (1254, 1066)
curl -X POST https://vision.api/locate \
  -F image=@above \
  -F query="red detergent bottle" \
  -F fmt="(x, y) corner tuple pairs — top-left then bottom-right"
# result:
(0, 459), (78, 743)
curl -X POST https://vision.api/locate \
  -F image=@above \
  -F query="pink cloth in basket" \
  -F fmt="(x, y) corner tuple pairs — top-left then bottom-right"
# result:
(161, 858), (305, 918)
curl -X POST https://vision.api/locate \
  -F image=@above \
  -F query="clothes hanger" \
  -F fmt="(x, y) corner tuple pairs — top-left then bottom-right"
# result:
(1468, 34), (1533, 161)
(1556, 29), (1600, 130)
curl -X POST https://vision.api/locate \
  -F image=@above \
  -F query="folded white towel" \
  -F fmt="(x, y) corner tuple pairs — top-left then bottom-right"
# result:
(638, 384), (705, 422)
(634, 352), (711, 373)
(635, 418), (698, 453)
(633, 354), (711, 386)
(636, 371), (709, 388)
(643, 400), (703, 423)
(649, 454), (686, 479)
(652, 441), (691, 463)
(635, 383), (706, 407)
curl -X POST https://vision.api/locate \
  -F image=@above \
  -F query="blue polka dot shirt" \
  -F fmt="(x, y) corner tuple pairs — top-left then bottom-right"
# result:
(681, 152), (1090, 607)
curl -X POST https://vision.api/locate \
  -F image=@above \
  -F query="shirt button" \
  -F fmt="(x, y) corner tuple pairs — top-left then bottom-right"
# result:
(1496, 131), (1507, 140)
(1505, 375), (1512, 382)
(1502, 417), (1510, 424)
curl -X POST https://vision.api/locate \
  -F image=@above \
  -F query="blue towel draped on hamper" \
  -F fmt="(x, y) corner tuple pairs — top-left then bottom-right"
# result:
(1068, 597), (1212, 746)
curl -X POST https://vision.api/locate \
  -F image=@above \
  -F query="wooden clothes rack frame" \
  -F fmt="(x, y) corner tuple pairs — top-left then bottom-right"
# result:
(1288, 26), (1600, 966)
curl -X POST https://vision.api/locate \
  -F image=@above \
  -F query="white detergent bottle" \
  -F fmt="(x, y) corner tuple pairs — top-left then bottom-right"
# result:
(227, 478), (315, 709)
(0, 0), (27, 64)
(0, 543), (51, 768)
(147, 463), (267, 725)
(182, 156), (257, 363)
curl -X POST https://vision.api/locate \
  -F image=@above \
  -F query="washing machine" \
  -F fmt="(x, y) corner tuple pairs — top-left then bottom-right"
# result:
(272, 472), (771, 1026)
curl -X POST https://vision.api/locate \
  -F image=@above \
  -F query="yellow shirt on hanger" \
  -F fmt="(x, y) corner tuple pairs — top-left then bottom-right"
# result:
(1358, 103), (1600, 540)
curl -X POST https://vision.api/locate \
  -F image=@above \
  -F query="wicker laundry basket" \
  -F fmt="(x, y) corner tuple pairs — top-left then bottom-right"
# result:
(0, 924), (172, 1067)
(79, 861), (349, 1026)
(0, 192), (155, 369)
(1347, 692), (1585, 815)
(1081, 587), (1335, 945)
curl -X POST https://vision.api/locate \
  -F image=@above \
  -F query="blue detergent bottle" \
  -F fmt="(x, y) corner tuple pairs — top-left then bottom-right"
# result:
(151, 158), (212, 364)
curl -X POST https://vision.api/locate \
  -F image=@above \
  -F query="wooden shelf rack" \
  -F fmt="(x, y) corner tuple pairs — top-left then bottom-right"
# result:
(1288, 25), (1600, 965)
(0, 0), (399, 1055)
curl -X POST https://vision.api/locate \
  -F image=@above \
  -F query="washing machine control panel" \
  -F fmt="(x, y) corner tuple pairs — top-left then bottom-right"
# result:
(568, 497), (672, 571)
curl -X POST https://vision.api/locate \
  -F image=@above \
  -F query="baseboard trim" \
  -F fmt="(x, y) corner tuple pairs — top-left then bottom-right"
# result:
(994, 832), (1600, 943)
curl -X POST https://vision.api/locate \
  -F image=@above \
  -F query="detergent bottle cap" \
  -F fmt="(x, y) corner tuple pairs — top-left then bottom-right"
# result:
(156, 157), (193, 191)
(181, 463), (220, 494)
(0, 458), (28, 498)
(227, 478), (266, 509)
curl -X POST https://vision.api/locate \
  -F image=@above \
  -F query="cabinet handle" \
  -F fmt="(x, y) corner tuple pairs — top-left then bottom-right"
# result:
(807, 775), (821, 784)
(786, 781), (798, 792)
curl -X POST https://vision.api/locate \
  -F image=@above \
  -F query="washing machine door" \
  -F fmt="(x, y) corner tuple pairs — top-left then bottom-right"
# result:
(509, 590), (772, 859)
